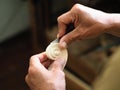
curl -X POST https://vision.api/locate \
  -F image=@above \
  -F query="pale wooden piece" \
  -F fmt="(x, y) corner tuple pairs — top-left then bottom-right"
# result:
(93, 46), (120, 90)
(65, 69), (91, 90)
(46, 42), (68, 60)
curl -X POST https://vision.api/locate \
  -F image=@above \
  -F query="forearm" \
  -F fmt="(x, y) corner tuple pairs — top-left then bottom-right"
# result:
(106, 14), (120, 37)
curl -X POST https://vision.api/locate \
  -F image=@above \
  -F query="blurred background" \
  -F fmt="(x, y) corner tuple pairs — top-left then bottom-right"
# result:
(0, 0), (120, 90)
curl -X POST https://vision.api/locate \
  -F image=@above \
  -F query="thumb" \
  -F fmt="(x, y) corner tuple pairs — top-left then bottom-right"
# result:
(48, 58), (67, 71)
(59, 27), (80, 48)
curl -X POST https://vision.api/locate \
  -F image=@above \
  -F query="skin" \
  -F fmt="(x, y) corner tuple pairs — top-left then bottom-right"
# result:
(26, 3), (120, 90)
(57, 4), (120, 48)
(25, 52), (66, 90)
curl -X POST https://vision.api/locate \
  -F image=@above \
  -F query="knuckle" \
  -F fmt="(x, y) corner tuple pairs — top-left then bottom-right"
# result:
(64, 35), (75, 44)
(57, 13), (68, 23)
(73, 3), (80, 9)
(30, 55), (36, 61)
(29, 55), (37, 65)
(57, 15), (63, 23)
(25, 75), (28, 83)
(57, 16), (60, 21)
(28, 66), (37, 75)
(72, 3), (81, 12)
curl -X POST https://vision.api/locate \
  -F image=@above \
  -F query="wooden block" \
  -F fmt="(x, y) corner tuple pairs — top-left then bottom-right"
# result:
(65, 69), (91, 90)
(93, 46), (120, 90)
(66, 53), (98, 84)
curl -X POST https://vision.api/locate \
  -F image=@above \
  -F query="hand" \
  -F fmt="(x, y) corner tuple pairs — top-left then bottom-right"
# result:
(57, 4), (111, 48)
(25, 52), (66, 90)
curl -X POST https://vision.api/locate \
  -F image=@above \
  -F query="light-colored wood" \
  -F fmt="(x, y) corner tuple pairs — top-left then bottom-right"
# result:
(65, 69), (91, 90)
(93, 46), (120, 90)
(66, 53), (98, 84)
(46, 43), (68, 61)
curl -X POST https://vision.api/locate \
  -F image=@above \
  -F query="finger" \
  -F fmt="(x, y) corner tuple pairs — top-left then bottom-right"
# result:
(29, 54), (47, 73)
(36, 52), (54, 68)
(42, 60), (53, 69)
(57, 11), (74, 38)
(49, 58), (67, 71)
(35, 52), (48, 63)
(59, 27), (80, 47)
(57, 19), (66, 38)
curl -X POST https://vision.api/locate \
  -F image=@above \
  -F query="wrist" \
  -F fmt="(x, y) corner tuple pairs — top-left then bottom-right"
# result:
(109, 13), (120, 24)
(105, 13), (120, 37)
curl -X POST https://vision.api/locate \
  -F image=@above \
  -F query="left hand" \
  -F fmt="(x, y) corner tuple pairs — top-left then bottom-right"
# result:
(25, 52), (66, 90)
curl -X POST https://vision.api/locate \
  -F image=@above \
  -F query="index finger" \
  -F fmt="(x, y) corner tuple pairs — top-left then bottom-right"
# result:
(29, 53), (48, 73)
(35, 52), (48, 63)
(57, 11), (74, 38)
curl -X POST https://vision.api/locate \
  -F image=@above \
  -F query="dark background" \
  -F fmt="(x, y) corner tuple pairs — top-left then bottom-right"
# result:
(0, 0), (120, 90)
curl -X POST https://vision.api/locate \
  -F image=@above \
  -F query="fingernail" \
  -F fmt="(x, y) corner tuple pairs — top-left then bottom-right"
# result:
(60, 42), (67, 48)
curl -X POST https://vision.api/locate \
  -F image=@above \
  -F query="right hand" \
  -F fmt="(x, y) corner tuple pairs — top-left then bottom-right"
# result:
(57, 4), (111, 48)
